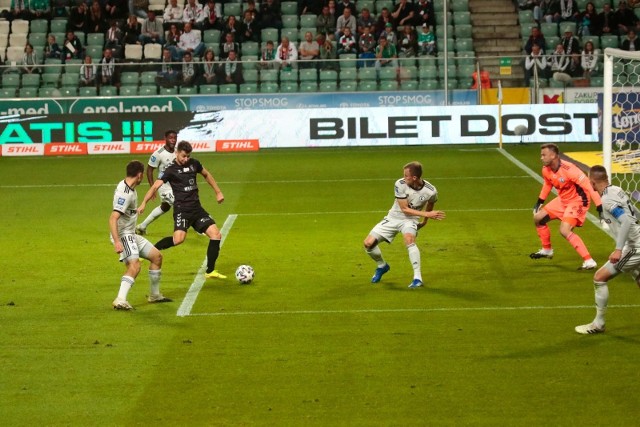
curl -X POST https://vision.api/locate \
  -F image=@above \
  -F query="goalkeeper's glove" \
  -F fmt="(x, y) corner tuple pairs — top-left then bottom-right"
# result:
(533, 198), (544, 215)
(596, 205), (603, 217)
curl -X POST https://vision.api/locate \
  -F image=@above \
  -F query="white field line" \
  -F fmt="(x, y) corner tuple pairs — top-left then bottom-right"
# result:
(496, 148), (613, 236)
(176, 214), (237, 317)
(187, 304), (640, 317)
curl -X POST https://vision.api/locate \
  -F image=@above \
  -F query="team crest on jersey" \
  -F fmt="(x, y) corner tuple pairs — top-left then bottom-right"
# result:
(560, 178), (565, 183)
(117, 197), (125, 205)
(183, 167), (190, 172)
(150, 155), (156, 162)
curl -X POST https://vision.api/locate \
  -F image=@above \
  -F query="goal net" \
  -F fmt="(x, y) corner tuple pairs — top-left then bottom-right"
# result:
(603, 47), (640, 207)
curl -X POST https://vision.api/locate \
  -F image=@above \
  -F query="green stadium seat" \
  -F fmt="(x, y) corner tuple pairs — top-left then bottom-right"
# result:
(358, 80), (378, 91)
(50, 19), (68, 34)
(203, 29), (221, 44)
(30, 19), (49, 34)
(339, 53), (357, 68)
(79, 86), (98, 96)
(21, 73), (40, 88)
(100, 86), (118, 96)
(223, 2), (242, 17)
(261, 28), (279, 44)
(242, 42), (260, 58)
(120, 71), (140, 86)
(375, 0), (393, 14)
(86, 45), (104, 60)
(455, 11), (471, 25)
(59, 87), (78, 97)
(450, 0), (469, 12)
(281, 28), (299, 43)
(140, 71), (157, 85)
(260, 82), (279, 93)
(41, 73), (60, 87)
(219, 84), (237, 94)
(454, 38), (473, 53)
(339, 80), (357, 91)
(120, 86), (137, 96)
(281, 1), (297, 15)
(339, 68), (357, 82)
(300, 81), (317, 92)
(600, 35), (619, 49)
(0, 88), (16, 98)
(279, 69), (297, 82)
(19, 87), (38, 97)
(358, 0), (374, 13)
(64, 59), (83, 75)
(239, 83), (259, 94)
(260, 69), (279, 83)
(38, 87), (58, 97)
(454, 24), (472, 39)
(199, 84), (218, 94)
(379, 80), (398, 91)
(87, 32), (105, 46)
(319, 81), (337, 92)
(378, 67), (397, 81)
(139, 85), (158, 95)
(179, 86), (198, 94)
(590, 76), (604, 87)
(279, 82), (298, 92)
(300, 15), (317, 28)
(520, 23), (536, 38)
(159, 86), (178, 95)
(299, 68), (317, 82)
(400, 80), (418, 90)
(60, 73), (78, 87)
(243, 68), (259, 83)
(282, 15), (299, 28)
(359, 68), (377, 81)
(540, 22), (558, 38)
(319, 69), (337, 82)
(28, 33), (46, 48)
(2, 73), (20, 89)
(399, 66), (417, 82)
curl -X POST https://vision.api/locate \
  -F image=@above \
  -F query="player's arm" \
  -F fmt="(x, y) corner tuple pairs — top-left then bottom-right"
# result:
(535, 178), (553, 213)
(145, 165), (158, 201)
(610, 205), (634, 263)
(417, 200), (436, 229)
(138, 179), (165, 213)
(574, 169), (603, 213)
(201, 166), (224, 204)
(109, 210), (124, 254)
(397, 198), (445, 220)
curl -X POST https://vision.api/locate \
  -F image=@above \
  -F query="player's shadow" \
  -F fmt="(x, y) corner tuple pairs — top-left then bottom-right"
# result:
(384, 282), (491, 302)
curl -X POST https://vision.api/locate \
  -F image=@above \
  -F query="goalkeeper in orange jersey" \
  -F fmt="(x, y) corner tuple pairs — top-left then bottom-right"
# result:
(530, 143), (603, 270)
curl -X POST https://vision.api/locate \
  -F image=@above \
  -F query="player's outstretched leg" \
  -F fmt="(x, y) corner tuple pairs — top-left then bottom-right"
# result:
(371, 263), (390, 283)
(575, 280), (608, 335)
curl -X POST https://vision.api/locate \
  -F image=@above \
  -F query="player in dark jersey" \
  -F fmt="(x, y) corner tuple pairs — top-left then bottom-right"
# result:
(138, 140), (227, 279)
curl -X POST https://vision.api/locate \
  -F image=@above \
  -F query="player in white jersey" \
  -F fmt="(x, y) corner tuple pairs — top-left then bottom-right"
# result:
(109, 160), (172, 310)
(135, 130), (177, 235)
(363, 161), (446, 288)
(575, 165), (640, 334)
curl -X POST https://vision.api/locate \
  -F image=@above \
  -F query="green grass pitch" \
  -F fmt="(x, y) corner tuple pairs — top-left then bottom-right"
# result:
(2, 143), (640, 425)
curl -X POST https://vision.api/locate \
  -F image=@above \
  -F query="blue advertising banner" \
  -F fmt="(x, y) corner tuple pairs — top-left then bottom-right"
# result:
(598, 92), (640, 142)
(189, 90), (478, 112)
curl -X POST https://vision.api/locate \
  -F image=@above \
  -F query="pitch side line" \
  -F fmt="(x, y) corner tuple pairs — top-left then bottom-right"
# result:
(176, 214), (237, 317)
(186, 304), (640, 317)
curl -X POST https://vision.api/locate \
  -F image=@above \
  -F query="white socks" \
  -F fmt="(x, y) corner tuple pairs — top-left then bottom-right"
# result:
(593, 281), (609, 327)
(140, 206), (166, 229)
(365, 245), (386, 268)
(117, 276), (135, 301)
(407, 243), (422, 282)
(149, 269), (161, 296)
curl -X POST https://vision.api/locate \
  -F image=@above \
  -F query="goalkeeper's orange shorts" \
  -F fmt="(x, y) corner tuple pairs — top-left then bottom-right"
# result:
(544, 197), (588, 227)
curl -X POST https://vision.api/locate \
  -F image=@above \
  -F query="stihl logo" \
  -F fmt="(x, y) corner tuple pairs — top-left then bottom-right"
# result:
(93, 144), (125, 151)
(131, 141), (164, 153)
(7, 145), (40, 153)
(46, 144), (87, 155)
(216, 140), (259, 152)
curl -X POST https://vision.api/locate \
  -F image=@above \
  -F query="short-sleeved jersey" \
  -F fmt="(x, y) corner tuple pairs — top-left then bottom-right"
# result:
(387, 178), (438, 221)
(161, 157), (204, 208)
(148, 145), (176, 179)
(601, 185), (640, 249)
(540, 160), (601, 207)
(112, 180), (138, 237)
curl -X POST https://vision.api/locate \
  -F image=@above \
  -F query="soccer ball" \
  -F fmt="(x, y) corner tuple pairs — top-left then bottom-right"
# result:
(615, 139), (627, 149)
(235, 265), (255, 284)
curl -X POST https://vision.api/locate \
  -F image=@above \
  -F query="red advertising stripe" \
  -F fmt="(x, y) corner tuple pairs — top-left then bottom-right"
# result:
(130, 141), (165, 154)
(44, 143), (88, 156)
(215, 140), (260, 152)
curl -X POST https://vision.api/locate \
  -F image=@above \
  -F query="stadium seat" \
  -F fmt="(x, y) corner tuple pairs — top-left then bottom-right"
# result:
(86, 45), (104, 60)
(400, 80), (418, 91)
(242, 42), (260, 58)
(300, 15), (317, 28)
(260, 69), (279, 83)
(339, 80), (357, 91)
(282, 15), (299, 28)
(100, 86), (118, 96)
(223, 2), (242, 17)
(60, 87), (78, 97)
(8, 32), (27, 47)
(21, 73), (41, 88)
(261, 28), (279, 44)
(379, 80), (398, 91)
(87, 33), (105, 46)
(0, 21), (9, 36)
(378, 67), (397, 81)
(299, 68), (317, 82)
(319, 69), (337, 82)
(203, 29), (221, 44)
(125, 44), (143, 61)
(455, 11), (471, 25)
(0, 88), (16, 98)
(79, 86), (98, 96)
(399, 66), (417, 82)
(140, 71), (157, 85)
(279, 69), (297, 83)
(19, 87), (38, 97)
(281, 28), (299, 43)
(139, 85), (158, 95)
(11, 19), (29, 35)
(454, 24), (473, 39)
(358, 80), (378, 91)
(219, 84), (237, 94)
(600, 35), (619, 49)
(120, 86), (137, 96)
(38, 87), (58, 97)
(375, 0), (393, 14)
(243, 68), (259, 83)
(2, 74), (20, 89)
(339, 53), (357, 68)
(279, 82), (298, 92)
(319, 81), (337, 92)
(300, 81), (317, 92)
(29, 33), (47, 49)
(281, 1), (297, 15)
(239, 83), (259, 94)
(50, 19), (68, 34)
(199, 84), (218, 94)
(260, 82), (279, 93)
(120, 71), (140, 86)
(450, 0), (469, 12)
(159, 86), (178, 95)
(359, 67), (376, 81)
(59, 72), (78, 87)
(454, 38), (473, 53)
(179, 85), (197, 94)
(41, 73), (60, 87)
(339, 68), (357, 82)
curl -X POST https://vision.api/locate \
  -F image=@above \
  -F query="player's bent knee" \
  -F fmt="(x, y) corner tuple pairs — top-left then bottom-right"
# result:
(161, 202), (171, 212)
(127, 259), (142, 277)
(537, 214), (551, 226)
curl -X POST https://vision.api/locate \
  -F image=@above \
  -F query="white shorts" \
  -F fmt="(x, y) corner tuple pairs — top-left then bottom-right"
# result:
(158, 182), (174, 205)
(112, 234), (154, 263)
(369, 216), (418, 243)
(603, 246), (640, 279)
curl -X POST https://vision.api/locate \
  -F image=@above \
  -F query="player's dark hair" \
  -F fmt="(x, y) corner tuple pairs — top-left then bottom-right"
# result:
(589, 165), (609, 182)
(541, 143), (559, 154)
(176, 140), (193, 154)
(404, 161), (423, 178)
(165, 129), (177, 137)
(126, 160), (144, 177)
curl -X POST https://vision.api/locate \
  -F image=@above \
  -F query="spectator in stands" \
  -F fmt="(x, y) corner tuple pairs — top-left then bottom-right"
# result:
(560, 25), (581, 55)
(202, 0), (222, 31)
(276, 35), (298, 70)
(21, 44), (40, 74)
(199, 48), (217, 83)
(559, 0), (580, 22)
(44, 34), (62, 59)
(580, 39), (599, 77)
(536, 0), (561, 23)
(418, 23), (435, 56)
(316, 5), (337, 41)
(615, 0), (639, 34)
(319, 36), (337, 70)
(129, 0), (148, 19)
(327, 0), (337, 19)
(374, 36), (398, 72)
(299, 0), (323, 16)
(105, 19), (123, 50)
(165, 23), (182, 47)
(79, 55), (97, 86)
(163, 0), (184, 30)
(123, 14), (142, 45)
(358, 24), (376, 68)
(156, 47), (179, 86)
(241, 9), (259, 42)
(2, 0), (32, 20)
(337, 26), (357, 54)
(357, 8), (375, 36)
(380, 22), (397, 46)
(375, 8), (392, 39)
(62, 30), (84, 62)
(567, 51), (583, 77)
(67, 0), (89, 32)
(183, 0), (204, 28)
(169, 22), (204, 60)
(179, 51), (198, 86)
(336, 7), (356, 39)
(524, 26), (546, 54)
(578, 2), (597, 36)
(260, 0), (282, 29)
(595, 3), (618, 36)
(220, 50), (243, 85)
(413, 0), (435, 28)
(105, 0), (128, 20)
(398, 24), (417, 57)
(391, 0), (415, 29)
(222, 15), (241, 40)
(258, 40), (278, 69)
(622, 28), (639, 49)
(52, 0), (70, 18)
(98, 47), (119, 86)
(336, 0), (356, 18)
(139, 10), (165, 45)
(547, 43), (570, 74)
(524, 43), (548, 85)
(87, 0), (108, 34)
(299, 31), (319, 68)
(30, 0), (51, 20)
(219, 32), (239, 60)
(244, 0), (260, 22)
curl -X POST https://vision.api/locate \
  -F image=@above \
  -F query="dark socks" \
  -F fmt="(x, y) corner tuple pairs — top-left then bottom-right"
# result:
(206, 239), (221, 273)
(155, 236), (175, 250)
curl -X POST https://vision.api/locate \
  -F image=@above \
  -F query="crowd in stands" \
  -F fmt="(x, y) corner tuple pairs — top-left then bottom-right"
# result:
(519, 0), (640, 85)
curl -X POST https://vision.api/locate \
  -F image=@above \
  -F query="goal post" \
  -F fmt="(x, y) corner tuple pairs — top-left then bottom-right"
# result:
(602, 47), (640, 206)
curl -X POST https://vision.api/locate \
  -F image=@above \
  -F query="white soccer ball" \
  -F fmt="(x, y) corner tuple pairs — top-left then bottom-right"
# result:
(235, 265), (255, 284)
(615, 139), (627, 149)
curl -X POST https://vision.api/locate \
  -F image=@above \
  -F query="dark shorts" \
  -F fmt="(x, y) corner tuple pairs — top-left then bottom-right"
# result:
(173, 205), (216, 233)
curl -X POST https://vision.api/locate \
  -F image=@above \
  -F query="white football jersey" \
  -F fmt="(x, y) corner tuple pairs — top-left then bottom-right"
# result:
(112, 180), (138, 237)
(601, 185), (640, 249)
(148, 146), (176, 179)
(387, 178), (438, 221)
